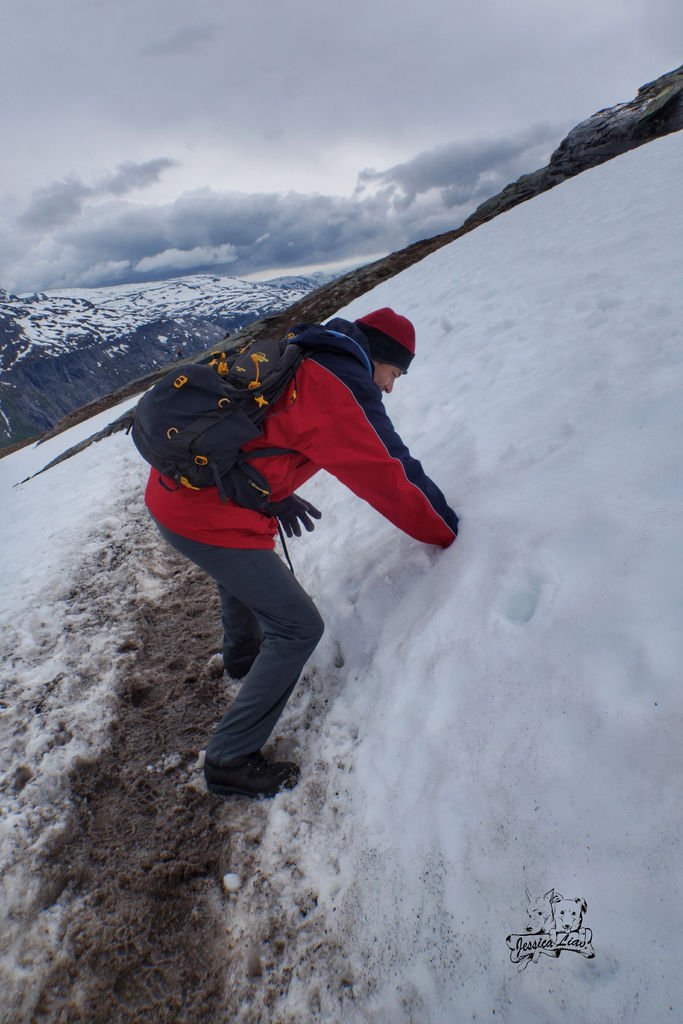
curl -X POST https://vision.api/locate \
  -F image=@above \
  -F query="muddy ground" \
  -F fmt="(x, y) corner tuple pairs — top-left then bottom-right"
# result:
(23, 551), (235, 1022)
(12, 530), (326, 1024)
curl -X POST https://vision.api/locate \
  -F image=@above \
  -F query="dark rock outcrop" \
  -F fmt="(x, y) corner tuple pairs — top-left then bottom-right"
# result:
(464, 65), (683, 225)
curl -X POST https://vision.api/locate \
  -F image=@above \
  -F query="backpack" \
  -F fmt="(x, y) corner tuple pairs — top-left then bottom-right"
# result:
(130, 332), (306, 513)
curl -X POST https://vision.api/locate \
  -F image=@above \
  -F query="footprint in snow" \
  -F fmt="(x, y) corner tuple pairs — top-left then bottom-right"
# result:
(494, 567), (555, 626)
(500, 578), (541, 624)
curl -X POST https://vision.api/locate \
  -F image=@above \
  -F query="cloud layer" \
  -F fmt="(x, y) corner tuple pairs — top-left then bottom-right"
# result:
(2, 0), (680, 292)
(1, 127), (559, 292)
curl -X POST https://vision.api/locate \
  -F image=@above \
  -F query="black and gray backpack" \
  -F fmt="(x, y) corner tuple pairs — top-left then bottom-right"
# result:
(130, 332), (306, 513)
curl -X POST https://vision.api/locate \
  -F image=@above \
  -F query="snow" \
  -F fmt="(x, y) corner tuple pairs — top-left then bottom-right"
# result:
(1, 130), (682, 1021)
(222, 872), (242, 894)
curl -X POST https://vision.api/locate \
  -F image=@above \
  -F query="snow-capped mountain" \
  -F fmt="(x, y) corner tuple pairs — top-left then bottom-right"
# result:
(0, 272), (330, 447)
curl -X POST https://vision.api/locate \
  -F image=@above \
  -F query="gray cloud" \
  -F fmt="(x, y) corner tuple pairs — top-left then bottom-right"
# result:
(17, 159), (178, 235)
(18, 179), (92, 231)
(1, 126), (565, 292)
(101, 158), (178, 196)
(55, 190), (388, 283)
(356, 125), (558, 208)
(141, 24), (220, 57)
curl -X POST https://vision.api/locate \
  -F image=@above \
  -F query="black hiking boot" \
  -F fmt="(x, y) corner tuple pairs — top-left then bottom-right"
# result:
(204, 750), (299, 799)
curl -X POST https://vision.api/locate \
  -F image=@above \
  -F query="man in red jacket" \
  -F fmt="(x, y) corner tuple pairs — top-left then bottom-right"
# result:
(146, 307), (459, 798)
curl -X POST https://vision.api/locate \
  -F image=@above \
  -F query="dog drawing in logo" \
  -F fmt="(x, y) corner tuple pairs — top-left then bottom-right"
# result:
(525, 887), (557, 934)
(550, 896), (587, 942)
(522, 887), (561, 965)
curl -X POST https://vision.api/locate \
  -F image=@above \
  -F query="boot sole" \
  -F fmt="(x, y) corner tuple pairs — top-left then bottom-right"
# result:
(205, 782), (296, 798)
(205, 775), (299, 800)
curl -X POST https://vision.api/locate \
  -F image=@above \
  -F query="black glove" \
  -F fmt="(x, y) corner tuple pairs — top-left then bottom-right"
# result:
(270, 495), (322, 538)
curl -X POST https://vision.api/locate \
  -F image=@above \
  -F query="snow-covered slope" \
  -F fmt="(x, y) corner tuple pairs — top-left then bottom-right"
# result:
(1, 132), (681, 1022)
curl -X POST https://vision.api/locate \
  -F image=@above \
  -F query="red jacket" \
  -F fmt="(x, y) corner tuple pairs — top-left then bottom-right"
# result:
(145, 320), (458, 550)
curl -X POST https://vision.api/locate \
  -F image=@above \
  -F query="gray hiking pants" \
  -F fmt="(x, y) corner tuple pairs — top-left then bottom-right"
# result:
(153, 520), (324, 763)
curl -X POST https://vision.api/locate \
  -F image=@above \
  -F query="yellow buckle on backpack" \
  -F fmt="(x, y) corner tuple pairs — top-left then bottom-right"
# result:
(179, 476), (201, 491)
(248, 352), (268, 389)
(174, 374), (189, 389)
(194, 455), (209, 466)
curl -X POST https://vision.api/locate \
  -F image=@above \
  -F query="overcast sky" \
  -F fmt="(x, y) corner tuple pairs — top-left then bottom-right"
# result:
(1, 0), (680, 293)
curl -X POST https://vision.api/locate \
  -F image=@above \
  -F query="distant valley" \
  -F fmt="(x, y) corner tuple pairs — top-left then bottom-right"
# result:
(0, 272), (330, 448)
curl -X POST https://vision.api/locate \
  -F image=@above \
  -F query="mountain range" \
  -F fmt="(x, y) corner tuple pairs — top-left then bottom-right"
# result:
(0, 272), (331, 448)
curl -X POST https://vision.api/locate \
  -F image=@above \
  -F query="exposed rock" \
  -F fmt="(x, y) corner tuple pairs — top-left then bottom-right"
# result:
(464, 64), (683, 225)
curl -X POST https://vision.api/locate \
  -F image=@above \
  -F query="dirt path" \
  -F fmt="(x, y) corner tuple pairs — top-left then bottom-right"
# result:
(26, 539), (267, 1023)
(1, 499), (355, 1024)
